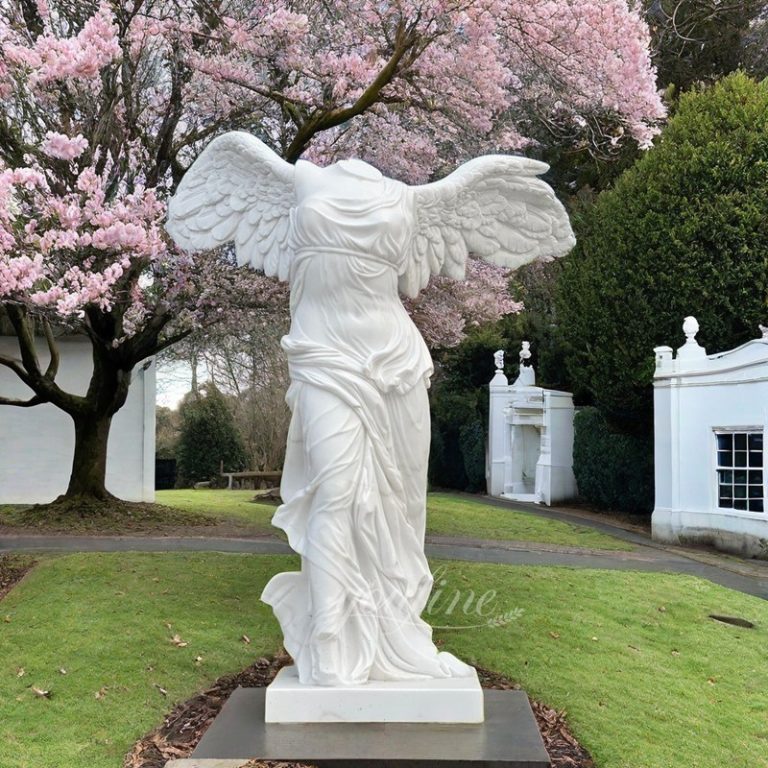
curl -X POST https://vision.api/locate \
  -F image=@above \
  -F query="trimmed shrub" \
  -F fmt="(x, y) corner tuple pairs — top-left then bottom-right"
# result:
(558, 73), (768, 434)
(428, 326), (506, 491)
(176, 386), (248, 486)
(428, 389), (475, 490)
(458, 419), (486, 492)
(573, 407), (654, 515)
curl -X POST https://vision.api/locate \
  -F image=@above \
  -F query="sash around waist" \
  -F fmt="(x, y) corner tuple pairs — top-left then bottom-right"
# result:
(292, 245), (404, 272)
(281, 336), (432, 395)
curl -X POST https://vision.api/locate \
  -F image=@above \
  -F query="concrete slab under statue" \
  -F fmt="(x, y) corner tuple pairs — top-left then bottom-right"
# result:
(165, 686), (550, 768)
(164, 131), (572, 764)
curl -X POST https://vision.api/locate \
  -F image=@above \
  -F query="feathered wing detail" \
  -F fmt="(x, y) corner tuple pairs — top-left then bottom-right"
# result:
(165, 131), (295, 281)
(401, 155), (575, 298)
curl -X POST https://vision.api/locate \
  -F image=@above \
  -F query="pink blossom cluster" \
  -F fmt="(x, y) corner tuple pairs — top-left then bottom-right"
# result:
(405, 259), (523, 349)
(0, 143), (174, 325)
(498, 0), (665, 149)
(188, 0), (665, 180)
(2, 4), (120, 84)
(0, 254), (45, 296)
(42, 132), (89, 161)
(0, 0), (662, 351)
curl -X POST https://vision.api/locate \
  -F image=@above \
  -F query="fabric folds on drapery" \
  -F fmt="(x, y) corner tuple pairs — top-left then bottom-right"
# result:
(261, 161), (473, 685)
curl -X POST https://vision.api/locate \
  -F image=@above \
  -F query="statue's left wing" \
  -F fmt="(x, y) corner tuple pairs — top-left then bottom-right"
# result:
(166, 132), (295, 281)
(401, 155), (575, 297)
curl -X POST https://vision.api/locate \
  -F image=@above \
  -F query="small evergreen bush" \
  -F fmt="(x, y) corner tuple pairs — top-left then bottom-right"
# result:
(176, 386), (248, 486)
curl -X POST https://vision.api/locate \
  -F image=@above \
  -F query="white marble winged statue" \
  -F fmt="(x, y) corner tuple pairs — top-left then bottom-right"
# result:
(166, 132), (574, 687)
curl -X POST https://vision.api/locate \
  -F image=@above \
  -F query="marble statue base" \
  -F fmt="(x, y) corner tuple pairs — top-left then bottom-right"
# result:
(265, 665), (484, 723)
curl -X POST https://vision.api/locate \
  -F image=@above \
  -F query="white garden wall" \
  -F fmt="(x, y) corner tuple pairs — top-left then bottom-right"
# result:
(652, 319), (768, 556)
(0, 335), (155, 503)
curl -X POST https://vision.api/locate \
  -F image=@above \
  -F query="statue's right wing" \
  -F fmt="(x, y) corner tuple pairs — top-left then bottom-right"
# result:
(166, 132), (295, 281)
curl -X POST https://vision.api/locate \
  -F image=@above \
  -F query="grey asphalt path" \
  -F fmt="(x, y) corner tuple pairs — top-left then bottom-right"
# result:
(426, 540), (768, 600)
(2, 530), (767, 600)
(0, 534), (291, 555)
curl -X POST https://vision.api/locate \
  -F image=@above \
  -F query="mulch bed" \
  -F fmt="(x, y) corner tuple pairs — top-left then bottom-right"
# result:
(125, 652), (593, 768)
(0, 554), (35, 601)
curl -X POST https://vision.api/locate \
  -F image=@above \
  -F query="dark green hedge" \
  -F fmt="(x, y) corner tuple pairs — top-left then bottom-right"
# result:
(558, 73), (768, 433)
(573, 407), (654, 515)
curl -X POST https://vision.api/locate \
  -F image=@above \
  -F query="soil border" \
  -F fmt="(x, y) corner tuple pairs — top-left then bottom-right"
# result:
(0, 554), (36, 601)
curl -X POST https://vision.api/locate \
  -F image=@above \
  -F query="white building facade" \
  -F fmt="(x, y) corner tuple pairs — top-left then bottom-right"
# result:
(487, 346), (577, 505)
(0, 335), (156, 504)
(652, 318), (768, 556)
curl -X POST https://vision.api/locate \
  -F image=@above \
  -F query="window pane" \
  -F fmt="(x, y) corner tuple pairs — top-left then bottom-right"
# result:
(734, 499), (748, 510)
(748, 486), (763, 499)
(749, 433), (763, 451)
(735, 485), (747, 499)
(735, 451), (748, 468)
(735, 433), (747, 450)
(718, 451), (732, 467)
(718, 470), (733, 484)
(748, 470), (763, 485)
(734, 470), (747, 485)
(749, 451), (763, 468)
(717, 434), (733, 451)
(749, 499), (764, 513)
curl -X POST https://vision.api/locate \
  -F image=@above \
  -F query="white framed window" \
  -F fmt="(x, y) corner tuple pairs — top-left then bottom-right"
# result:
(715, 430), (764, 513)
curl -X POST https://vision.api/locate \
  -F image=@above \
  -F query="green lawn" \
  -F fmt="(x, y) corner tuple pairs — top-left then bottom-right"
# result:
(425, 493), (632, 550)
(157, 489), (278, 533)
(1, 553), (766, 768)
(157, 489), (631, 550)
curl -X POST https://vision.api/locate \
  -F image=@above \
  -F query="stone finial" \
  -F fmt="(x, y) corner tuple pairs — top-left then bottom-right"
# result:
(760, 324), (768, 340)
(512, 341), (536, 388)
(677, 315), (706, 362)
(519, 341), (532, 366)
(682, 316), (699, 343)
(490, 350), (508, 387)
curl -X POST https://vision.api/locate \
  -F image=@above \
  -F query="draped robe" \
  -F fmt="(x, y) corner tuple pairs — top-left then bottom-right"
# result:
(261, 159), (473, 686)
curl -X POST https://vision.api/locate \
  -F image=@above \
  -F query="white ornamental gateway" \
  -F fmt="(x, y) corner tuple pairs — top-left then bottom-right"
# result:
(487, 342), (577, 506)
(166, 132), (574, 724)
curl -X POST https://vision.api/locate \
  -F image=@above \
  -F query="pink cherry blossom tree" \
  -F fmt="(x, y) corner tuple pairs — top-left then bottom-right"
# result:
(0, 0), (664, 505)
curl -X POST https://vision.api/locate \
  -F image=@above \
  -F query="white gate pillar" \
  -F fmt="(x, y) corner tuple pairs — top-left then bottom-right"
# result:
(487, 350), (509, 496)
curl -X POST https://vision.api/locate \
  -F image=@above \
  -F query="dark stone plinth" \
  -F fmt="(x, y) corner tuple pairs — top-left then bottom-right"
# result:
(185, 686), (550, 767)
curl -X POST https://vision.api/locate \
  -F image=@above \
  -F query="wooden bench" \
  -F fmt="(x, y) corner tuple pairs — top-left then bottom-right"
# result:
(221, 470), (282, 490)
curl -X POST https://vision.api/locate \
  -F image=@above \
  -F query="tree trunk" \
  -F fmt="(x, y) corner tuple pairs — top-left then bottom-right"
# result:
(64, 413), (115, 500)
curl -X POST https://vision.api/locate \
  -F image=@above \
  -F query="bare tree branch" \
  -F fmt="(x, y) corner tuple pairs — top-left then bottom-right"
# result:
(41, 318), (60, 381)
(0, 353), (33, 385)
(0, 393), (47, 407)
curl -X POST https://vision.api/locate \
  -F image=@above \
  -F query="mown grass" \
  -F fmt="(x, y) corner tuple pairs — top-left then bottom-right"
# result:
(425, 493), (632, 550)
(157, 489), (277, 531)
(0, 553), (287, 768)
(1, 553), (766, 768)
(158, 489), (632, 550)
(1, 489), (630, 551)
